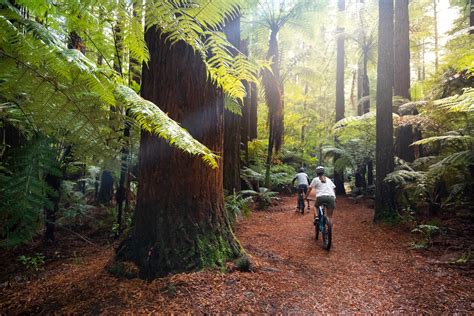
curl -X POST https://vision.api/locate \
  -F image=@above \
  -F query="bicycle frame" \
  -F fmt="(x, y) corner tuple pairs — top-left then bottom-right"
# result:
(306, 198), (332, 250)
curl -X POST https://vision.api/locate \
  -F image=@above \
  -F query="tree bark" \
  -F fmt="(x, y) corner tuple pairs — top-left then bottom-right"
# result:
(223, 16), (241, 193)
(394, 0), (414, 163)
(395, 124), (415, 162)
(240, 41), (250, 166)
(98, 170), (114, 204)
(375, 0), (395, 221)
(263, 27), (283, 188)
(249, 82), (258, 140)
(116, 28), (241, 279)
(334, 0), (346, 195)
(394, 0), (410, 99)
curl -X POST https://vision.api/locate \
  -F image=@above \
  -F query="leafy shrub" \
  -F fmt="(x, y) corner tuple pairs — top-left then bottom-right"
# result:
(241, 187), (279, 210)
(18, 253), (45, 271)
(58, 181), (95, 227)
(269, 164), (295, 193)
(225, 192), (252, 222)
(411, 224), (440, 249)
(234, 255), (251, 272)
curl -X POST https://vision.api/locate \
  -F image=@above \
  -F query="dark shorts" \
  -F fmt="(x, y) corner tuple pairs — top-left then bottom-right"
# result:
(316, 195), (336, 210)
(298, 184), (308, 195)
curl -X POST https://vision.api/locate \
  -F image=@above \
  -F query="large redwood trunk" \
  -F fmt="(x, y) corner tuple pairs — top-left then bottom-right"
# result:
(116, 29), (241, 278)
(223, 16), (241, 193)
(375, 0), (395, 220)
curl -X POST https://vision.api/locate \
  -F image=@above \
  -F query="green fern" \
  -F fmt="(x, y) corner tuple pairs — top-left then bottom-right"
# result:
(0, 137), (61, 247)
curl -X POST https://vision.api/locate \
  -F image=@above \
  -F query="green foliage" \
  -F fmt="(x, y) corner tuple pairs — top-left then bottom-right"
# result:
(411, 224), (440, 249)
(18, 253), (45, 271)
(0, 137), (61, 247)
(0, 0), (265, 171)
(385, 88), (474, 211)
(241, 187), (278, 210)
(225, 191), (252, 221)
(58, 181), (95, 226)
(234, 255), (251, 272)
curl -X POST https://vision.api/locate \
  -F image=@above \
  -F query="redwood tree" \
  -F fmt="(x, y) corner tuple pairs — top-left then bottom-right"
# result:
(116, 28), (241, 278)
(375, 0), (395, 220)
(224, 16), (242, 193)
(394, 0), (415, 162)
(394, 0), (410, 99)
(334, 0), (346, 195)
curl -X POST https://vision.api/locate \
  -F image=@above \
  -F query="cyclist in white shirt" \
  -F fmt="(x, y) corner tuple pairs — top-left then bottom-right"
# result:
(292, 167), (310, 210)
(305, 166), (336, 219)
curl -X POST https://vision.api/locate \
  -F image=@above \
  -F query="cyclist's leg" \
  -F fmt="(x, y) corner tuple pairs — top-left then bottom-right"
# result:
(296, 186), (303, 209)
(319, 196), (335, 219)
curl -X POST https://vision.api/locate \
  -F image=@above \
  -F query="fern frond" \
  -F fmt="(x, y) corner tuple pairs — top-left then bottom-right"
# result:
(115, 85), (219, 168)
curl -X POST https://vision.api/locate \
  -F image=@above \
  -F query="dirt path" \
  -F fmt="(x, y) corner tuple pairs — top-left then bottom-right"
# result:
(1, 196), (473, 313)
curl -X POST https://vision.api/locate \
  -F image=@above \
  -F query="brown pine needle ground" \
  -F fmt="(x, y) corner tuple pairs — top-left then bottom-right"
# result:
(0, 196), (472, 313)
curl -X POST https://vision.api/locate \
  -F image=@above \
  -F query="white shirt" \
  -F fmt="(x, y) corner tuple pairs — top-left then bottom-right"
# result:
(294, 172), (309, 186)
(310, 177), (336, 197)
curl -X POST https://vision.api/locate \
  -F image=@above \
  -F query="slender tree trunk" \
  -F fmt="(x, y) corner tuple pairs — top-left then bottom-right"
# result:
(263, 27), (283, 188)
(113, 13), (128, 236)
(334, 0), (346, 195)
(433, 0), (439, 73)
(350, 70), (356, 110)
(241, 41), (250, 166)
(375, 0), (395, 221)
(471, 0), (474, 35)
(422, 40), (426, 80)
(249, 82), (258, 140)
(98, 171), (114, 204)
(224, 16), (241, 193)
(394, 0), (410, 99)
(116, 28), (241, 279)
(367, 159), (374, 186)
(301, 84), (308, 143)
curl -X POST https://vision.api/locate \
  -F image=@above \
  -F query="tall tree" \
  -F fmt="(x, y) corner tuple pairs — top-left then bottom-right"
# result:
(394, 0), (416, 162)
(224, 16), (242, 193)
(116, 28), (241, 278)
(375, 0), (395, 220)
(249, 82), (258, 140)
(394, 0), (410, 99)
(257, 0), (317, 188)
(334, 0), (346, 195)
(240, 40), (251, 166)
(433, 0), (439, 72)
(263, 23), (283, 187)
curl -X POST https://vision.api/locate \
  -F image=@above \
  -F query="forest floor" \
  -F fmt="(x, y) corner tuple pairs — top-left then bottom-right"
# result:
(0, 195), (473, 313)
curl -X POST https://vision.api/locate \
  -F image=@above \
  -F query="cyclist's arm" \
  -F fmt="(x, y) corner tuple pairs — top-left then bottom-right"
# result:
(291, 176), (296, 187)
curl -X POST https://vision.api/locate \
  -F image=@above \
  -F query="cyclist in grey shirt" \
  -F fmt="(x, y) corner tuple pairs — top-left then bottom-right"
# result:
(292, 167), (310, 209)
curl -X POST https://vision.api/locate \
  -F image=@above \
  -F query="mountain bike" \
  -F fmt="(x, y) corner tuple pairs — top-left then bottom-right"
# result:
(307, 198), (332, 250)
(297, 189), (305, 214)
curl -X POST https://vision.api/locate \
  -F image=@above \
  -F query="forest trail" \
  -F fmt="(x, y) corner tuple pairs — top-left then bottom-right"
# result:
(1, 196), (472, 313)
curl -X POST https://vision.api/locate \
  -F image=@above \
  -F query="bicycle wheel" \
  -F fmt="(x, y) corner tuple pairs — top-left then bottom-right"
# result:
(314, 218), (319, 240)
(298, 194), (304, 214)
(322, 216), (332, 250)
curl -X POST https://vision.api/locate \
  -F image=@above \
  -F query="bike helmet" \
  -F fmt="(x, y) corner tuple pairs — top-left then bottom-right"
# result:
(299, 167), (305, 172)
(315, 166), (325, 174)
